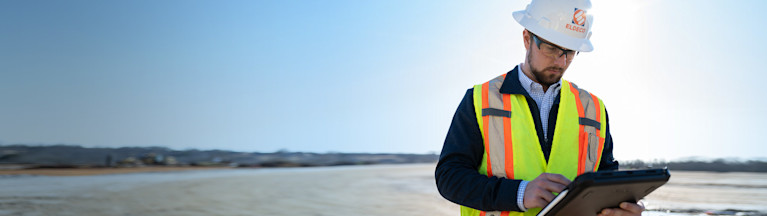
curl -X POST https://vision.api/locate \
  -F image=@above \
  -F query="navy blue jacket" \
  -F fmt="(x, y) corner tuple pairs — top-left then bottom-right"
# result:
(435, 66), (619, 212)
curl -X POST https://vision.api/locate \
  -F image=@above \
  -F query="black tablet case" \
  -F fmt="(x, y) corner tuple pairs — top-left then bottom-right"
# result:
(537, 169), (670, 216)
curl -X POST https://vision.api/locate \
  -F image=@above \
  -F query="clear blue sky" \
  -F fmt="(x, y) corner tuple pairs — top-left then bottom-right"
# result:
(1, 0), (765, 161)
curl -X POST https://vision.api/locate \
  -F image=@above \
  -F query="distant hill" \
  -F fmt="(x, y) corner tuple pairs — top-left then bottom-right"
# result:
(0, 145), (438, 168)
(620, 159), (767, 172)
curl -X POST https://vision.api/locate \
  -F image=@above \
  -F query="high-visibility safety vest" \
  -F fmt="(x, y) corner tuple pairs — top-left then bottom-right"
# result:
(461, 74), (607, 216)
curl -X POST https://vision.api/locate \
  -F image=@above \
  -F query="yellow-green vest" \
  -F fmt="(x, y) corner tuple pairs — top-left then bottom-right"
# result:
(461, 74), (607, 216)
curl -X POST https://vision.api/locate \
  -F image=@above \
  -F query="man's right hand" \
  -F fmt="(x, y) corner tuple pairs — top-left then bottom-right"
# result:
(523, 173), (571, 209)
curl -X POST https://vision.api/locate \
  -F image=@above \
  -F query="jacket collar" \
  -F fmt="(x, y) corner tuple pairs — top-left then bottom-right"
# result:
(500, 65), (529, 96)
(500, 65), (561, 104)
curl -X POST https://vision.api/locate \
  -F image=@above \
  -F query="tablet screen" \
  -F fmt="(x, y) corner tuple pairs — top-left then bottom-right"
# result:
(536, 169), (670, 216)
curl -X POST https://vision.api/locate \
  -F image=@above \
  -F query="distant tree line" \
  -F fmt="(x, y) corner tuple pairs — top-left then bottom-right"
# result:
(0, 144), (439, 168)
(620, 159), (767, 172)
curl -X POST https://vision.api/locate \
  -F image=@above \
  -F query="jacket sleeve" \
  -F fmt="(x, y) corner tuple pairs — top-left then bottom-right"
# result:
(597, 109), (620, 171)
(435, 89), (524, 212)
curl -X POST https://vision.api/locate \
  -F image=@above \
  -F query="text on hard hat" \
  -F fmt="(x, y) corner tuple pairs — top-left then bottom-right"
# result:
(566, 24), (586, 33)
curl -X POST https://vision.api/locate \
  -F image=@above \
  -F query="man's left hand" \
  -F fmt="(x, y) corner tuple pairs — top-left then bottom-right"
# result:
(597, 202), (644, 216)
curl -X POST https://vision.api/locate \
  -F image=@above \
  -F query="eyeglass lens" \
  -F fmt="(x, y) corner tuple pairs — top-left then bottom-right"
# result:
(532, 34), (577, 60)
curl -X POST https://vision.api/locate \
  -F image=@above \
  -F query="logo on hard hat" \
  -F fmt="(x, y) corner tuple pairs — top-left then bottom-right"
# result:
(572, 8), (587, 26)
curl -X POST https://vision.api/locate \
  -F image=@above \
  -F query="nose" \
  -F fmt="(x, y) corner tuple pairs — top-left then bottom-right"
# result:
(553, 52), (568, 67)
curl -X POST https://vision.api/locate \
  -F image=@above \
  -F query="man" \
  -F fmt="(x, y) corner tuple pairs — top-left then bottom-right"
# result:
(435, 0), (644, 216)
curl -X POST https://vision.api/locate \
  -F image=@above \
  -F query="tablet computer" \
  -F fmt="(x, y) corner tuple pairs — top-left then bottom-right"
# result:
(536, 169), (670, 216)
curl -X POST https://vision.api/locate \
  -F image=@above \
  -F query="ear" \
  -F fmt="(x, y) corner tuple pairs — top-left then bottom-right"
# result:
(523, 30), (531, 50)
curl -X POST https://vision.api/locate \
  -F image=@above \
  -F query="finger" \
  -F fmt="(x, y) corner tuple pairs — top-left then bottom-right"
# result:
(533, 198), (547, 209)
(524, 197), (548, 209)
(537, 187), (556, 202)
(543, 173), (572, 186)
(602, 208), (632, 216)
(598, 208), (612, 216)
(539, 179), (567, 193)
(619, 202), (644, 213)
(524, 186), (556, 208)
(534, 197), (550, 208)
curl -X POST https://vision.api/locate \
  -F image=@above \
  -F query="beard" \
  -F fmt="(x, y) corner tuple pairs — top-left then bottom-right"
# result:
(531, 65), (564, 86)
(526, 51), (565, 86)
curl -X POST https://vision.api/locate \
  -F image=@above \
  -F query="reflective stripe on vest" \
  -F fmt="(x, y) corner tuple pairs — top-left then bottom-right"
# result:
(460, 74), (607, 216)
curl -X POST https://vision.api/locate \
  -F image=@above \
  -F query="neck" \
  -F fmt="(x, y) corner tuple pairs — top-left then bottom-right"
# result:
(521, 63), (551, 92)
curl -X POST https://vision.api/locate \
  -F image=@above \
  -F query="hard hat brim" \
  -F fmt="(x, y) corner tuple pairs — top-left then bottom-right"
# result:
(513, 10), (594, 52)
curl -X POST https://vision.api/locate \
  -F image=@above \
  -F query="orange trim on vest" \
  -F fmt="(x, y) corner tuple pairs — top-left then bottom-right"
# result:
(482, 82), (493, 177)
(568, 82), (587, 175)
(591, 93), (603, 171)
(595, 137), (605, 171)
(501, 211), (510, 216)
(503, 93), (514, 179)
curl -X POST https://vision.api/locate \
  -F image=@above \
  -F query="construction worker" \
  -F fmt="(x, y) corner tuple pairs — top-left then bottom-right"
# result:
(435, 0), (644, 216)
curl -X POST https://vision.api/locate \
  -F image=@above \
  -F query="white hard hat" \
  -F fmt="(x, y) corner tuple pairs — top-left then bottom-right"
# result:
(513, 0), (594, 52)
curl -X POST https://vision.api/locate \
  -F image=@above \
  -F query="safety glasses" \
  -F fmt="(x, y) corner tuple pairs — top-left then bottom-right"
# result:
(530, 33), (578, 61)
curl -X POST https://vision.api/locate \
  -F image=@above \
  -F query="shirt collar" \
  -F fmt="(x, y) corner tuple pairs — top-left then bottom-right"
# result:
(499, 64), (563, 103)
(518, 63), (537, 95)
(518, 63), (562, 94)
